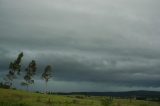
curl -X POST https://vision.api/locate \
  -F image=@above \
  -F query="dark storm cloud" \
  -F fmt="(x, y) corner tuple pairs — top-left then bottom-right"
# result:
(0, 0), (160, 91)
(37, 52), (160, 87)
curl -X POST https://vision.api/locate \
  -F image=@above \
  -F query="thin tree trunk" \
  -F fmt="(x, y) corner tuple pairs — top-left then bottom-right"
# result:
(27, 85), (29, 91)
(12, 80), (15, 89)
(11, 82), (13, 88)
(10, 80), (13, 89)
(45, 82), (47, 94)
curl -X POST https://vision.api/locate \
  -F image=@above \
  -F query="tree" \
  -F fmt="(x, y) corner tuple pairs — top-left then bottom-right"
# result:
(5, 52), (23, 87)
(42, 65), (52, 94)
(21, 60), (36, 91)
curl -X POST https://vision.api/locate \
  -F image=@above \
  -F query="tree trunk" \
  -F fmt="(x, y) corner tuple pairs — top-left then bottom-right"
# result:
(45, 82), (47, 94)
(10, 81), (13, 88)
(27, 85), (29, 91)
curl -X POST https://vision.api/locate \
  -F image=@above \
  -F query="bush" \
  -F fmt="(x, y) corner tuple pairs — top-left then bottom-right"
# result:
(0, 102), (29, 106)
(139, 104), (149, 106)
(0, 82), (11, 89)
(36, 96), (41, 102)
(72, 99), (79, 104)
(75, 95), (84, 99)
(46, 98), (53, 105)
(101, 98), (113, 106)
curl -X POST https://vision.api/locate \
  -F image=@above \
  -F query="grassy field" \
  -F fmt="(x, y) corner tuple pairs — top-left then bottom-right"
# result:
(0, 88), (160, 106)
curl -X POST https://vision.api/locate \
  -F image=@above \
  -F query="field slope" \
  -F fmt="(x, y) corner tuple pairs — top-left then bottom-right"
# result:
(0, 88), (160, 106)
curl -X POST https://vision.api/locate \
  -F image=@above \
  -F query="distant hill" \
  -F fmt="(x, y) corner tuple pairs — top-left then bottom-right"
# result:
(55, 90), (160, 97)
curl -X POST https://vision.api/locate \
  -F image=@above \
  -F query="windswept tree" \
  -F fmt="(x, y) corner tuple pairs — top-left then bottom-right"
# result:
(21, 60), (36, 91)
(42, 65), (52, 94)
(5, 52), (23, 87)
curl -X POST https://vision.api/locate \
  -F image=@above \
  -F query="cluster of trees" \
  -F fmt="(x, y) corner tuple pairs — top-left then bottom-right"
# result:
(2, 52), (52, 93)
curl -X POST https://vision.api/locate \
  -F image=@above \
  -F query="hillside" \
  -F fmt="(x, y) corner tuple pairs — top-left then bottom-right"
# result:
(0, 88), (160, 106)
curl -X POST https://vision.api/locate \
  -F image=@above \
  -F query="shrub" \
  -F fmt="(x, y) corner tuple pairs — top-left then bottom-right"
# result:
(72, 99), (79, 104)
(101, 98), (113, 106)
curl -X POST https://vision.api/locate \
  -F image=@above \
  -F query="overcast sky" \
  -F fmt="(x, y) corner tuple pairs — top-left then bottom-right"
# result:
(0, 0), (160, 92)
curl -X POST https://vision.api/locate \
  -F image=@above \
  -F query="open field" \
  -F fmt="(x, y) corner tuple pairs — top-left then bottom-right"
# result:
(0, 88), (160, 106)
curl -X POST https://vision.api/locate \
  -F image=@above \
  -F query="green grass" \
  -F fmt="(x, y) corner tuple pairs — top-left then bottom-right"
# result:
(0, 88), (160, 106)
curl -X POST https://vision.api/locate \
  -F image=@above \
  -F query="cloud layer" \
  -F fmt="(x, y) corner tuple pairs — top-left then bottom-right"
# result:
(0, 0), (160, 92)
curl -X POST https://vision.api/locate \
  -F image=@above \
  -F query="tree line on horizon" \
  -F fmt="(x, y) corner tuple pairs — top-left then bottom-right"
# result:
(1, 52), (52, 93)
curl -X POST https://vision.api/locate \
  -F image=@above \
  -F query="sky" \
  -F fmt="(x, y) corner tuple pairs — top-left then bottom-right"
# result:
(0, 0), (160, 92)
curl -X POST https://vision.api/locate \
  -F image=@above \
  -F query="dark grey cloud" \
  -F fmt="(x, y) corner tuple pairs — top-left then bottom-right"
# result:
(0, 0), (160, 91)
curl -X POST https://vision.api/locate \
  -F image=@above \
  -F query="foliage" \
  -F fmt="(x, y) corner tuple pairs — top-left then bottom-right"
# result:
(42, 65), (52, 93)
(42, 65), (52, 82)
(0, 82), (10, 89)
(101, 98), (113, 106)
(21, 60), (37, 90)
(4, 52), (23, 87)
